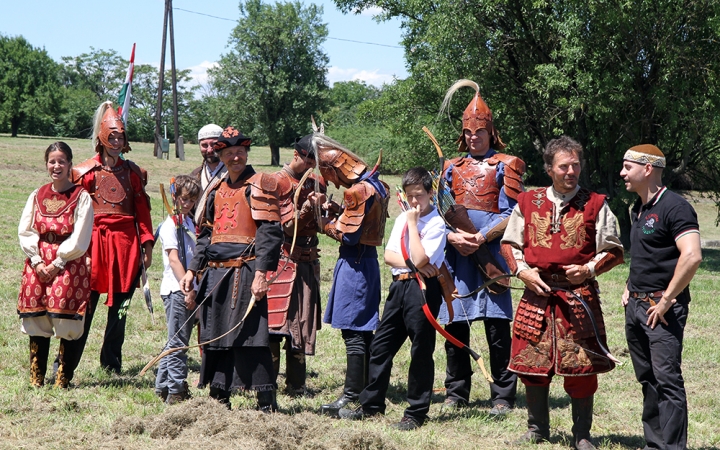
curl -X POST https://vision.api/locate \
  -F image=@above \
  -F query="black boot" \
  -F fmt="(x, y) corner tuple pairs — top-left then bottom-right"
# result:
(285, 351), (307, 396)
(269, 341), (281, 385)
(320, 353), (365, 416)
(571, 396), (596, 450)
(54, 340), (71, 388)
(29, 336), (50, 387)
(257, 390), (278, 413)
(515, 385), (550, 444)
(209, 387), (231, 409)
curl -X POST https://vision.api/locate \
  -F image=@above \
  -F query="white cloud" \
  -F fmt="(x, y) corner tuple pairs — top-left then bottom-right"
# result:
(185, 60), (218, 88)
(357, 6), (385, 17)
(328, 66), (396, 87)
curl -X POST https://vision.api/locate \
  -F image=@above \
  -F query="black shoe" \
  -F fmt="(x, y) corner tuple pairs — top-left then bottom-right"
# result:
(338, 406), (379, 420)
(391, 416), (421, 431)
(489, 403), (512, 419)
(156, 388), (169, 402)
(257, 390), (278, 414)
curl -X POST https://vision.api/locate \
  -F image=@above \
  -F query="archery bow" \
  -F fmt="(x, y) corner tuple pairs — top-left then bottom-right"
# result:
(397, 203), (493, 383)
(551, 287), (622, 365)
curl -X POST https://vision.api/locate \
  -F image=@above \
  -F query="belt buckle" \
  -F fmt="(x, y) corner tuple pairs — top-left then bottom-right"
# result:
(45, 232), (57, 244)
(551, 273), (561, 281)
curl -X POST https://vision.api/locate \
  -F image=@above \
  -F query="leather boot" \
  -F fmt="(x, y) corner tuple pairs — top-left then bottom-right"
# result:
(29, 336), (50, 387)
(257, 389), (278, 413)
(209, 387), (231, 409)
(285, 351), (307, 396)
(320, 353), (365, 416)
(269, 341), (281, 385)
(54, 340), (70, 388)
(571, 396), (596, 450)
(515, 385), (550, 444)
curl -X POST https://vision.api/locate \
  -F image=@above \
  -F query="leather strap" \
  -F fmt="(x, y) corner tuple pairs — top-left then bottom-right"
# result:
(392, 273), (413, 281)
(207, 256), (256, 269)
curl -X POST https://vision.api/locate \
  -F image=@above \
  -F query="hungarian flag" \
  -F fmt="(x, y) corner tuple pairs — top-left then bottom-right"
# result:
(117, 43), (136, 125)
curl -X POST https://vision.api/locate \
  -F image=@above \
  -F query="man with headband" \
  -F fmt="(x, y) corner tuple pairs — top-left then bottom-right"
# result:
(620, 144), (701, 450)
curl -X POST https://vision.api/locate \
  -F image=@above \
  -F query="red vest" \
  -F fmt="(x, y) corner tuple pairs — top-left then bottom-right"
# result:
(518, 187), (605, 273)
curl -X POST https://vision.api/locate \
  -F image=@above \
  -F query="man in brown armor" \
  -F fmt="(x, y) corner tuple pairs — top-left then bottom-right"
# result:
(501, 136), (624, 449)
(180, 126), (283, 411)
(313, 134), (390, 416)
(436, 79), (525, 416)
(268, 134), (326, 395)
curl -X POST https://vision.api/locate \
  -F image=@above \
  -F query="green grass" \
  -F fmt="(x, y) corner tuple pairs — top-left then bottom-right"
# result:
(0, 135), (718, 449)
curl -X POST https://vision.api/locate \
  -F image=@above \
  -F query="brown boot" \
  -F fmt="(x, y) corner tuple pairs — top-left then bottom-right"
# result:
(29, 336), (50, 388)
(572, 396), (596, 450)
(514, 385), (550, 444)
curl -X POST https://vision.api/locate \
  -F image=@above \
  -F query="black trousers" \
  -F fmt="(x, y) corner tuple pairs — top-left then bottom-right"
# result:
(444, 317), (517, 406)
(625, 294), (689, 450)
(360, 276), (442, 423)
(53, 289), (134, 379)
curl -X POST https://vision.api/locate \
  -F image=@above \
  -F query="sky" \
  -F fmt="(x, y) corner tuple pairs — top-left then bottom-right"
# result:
(0, 0), (408, 88)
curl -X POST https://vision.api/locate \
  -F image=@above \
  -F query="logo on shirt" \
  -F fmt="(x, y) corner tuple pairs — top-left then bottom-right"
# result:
(642, 213), (659, 234)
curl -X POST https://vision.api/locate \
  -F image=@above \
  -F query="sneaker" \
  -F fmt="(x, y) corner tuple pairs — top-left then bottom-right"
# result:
(391, 416), (421, 431)
(488, 403), (512, 419)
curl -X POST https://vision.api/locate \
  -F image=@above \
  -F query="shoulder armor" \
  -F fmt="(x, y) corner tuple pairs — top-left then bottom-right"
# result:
(490, 154), (526, 201)
(343, 182), (373, 210)
(71, 158), (101, 183)
(449, 156), (468, 167)
(249, 173), (280, 222)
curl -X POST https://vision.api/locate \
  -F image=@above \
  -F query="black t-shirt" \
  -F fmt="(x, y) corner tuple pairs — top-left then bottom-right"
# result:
(628, 187), (699, 293)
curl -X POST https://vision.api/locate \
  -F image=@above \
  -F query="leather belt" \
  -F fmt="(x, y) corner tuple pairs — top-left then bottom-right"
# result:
(281, 243), (319, 262)
(539, 272), (579, 288)
(392, 273), (413, 281)
(629, 291), (664, 305)
(207, 255), (256, 269)
(40, 232), (68, 244)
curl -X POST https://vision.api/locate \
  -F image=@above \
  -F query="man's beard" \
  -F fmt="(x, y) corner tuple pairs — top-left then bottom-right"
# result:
(204, 154), (220, 164)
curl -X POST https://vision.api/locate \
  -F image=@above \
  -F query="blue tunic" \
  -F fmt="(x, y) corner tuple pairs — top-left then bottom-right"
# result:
(323, 174), (386, 331)
(437, 150), (516, 323)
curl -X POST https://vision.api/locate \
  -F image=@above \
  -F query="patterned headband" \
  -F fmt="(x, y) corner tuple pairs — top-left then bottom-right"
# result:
(623, 149), (666, 168)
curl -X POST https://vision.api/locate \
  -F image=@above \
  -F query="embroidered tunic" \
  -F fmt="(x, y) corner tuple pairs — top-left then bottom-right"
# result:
(18, 184), (93, 319)
(502, 186), (623, 377)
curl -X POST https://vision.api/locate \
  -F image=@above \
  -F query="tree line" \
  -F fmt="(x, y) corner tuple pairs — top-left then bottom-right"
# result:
(2, 0), (720, 229)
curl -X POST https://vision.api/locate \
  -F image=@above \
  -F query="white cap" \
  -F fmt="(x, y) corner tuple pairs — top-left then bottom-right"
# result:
(197, 124), (223, 141)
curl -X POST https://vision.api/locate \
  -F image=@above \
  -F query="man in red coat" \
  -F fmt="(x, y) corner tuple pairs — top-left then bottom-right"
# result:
(501, 136), (624, 450)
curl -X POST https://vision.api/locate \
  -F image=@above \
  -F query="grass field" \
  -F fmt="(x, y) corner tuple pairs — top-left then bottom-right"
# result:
(0, 135), (718, 450)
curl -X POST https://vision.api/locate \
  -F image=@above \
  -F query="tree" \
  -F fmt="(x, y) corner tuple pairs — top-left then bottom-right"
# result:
(334, 0), (720, 231)
(211, 0), (329, 165)
(324, 80), (380, 127)
(0, 35), (63, 137)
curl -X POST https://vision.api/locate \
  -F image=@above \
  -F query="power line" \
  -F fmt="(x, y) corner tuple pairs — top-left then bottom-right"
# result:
(173, 7), (403, 49)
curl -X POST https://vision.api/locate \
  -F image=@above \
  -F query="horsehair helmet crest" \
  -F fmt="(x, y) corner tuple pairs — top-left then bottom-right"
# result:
(439, 79), (506, 151)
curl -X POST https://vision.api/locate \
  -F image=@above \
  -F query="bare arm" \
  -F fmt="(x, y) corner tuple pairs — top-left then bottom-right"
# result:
(647, 232), (702, 328)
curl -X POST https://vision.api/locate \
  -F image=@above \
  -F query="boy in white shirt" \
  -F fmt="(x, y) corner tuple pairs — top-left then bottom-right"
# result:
(339, 167), (447, 430)
(155, 175), (201, 404)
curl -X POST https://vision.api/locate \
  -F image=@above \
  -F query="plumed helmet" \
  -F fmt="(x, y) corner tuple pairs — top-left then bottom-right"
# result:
(197, 124), (223, 142)
(93, 101), (131, 154)
(439, 79), (506, 152)
(311, 134), (367, 189)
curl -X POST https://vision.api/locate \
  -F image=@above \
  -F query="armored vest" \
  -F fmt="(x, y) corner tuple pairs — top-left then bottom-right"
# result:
(518, 187), (605, 273)
(276, 168), (326, 237)
(450, 157), (501, 213)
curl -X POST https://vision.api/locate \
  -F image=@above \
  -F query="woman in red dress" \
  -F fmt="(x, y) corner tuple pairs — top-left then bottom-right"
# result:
(18, 141), (94, 387)
(52, 101), (154, 381)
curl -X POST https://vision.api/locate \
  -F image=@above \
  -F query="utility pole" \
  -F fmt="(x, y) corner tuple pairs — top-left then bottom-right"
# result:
(154, 0), (184, 160)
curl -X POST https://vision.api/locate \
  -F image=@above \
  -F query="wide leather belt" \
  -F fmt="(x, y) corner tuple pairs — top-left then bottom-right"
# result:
(281, 242), (319, 262)
(40, 232), (68, 244)
(207, 255), (256, 269)
(539, 272), (578, 288)
(392, 273), (413, 281)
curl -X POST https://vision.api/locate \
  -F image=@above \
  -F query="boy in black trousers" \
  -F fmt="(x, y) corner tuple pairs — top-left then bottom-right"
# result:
(338, 167), (447, 430)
